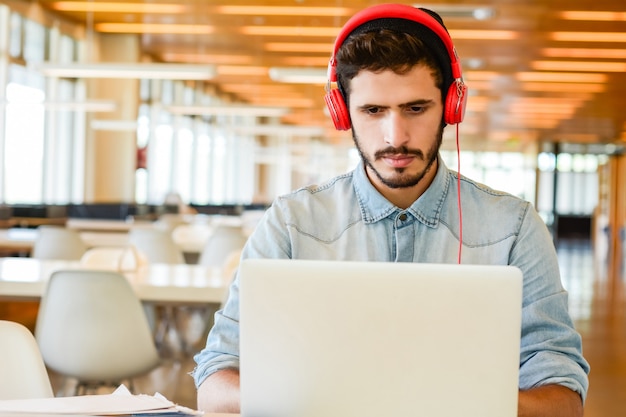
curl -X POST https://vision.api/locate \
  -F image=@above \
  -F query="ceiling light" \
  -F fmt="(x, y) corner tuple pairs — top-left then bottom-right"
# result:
(160, 53), (253, 65)
(559, 11), (626, 21)
(515, 72), (608, 83)
(216, 66), (269, 76)
(33, 63), (216, 80)
(550, 32), (626, 42)
(240, 26), (339, 37)
(216, 6), (353, 16)
(50, 2), (186, 13)
(95, 23), (214, 35)
(166, 105), (290, 118)
(415, 4), (495, 20)
(0, 100), (117, 112)
(282, 57), (332, 67)
(449, 29), (519, 40)
(541, 48), (626, 60)
(227, 125), (325, 137)
(269, 67), (327, 84)
(531, 60), (626, 72)
(520, 83), (605, 93)
(264, 43), (334, 53)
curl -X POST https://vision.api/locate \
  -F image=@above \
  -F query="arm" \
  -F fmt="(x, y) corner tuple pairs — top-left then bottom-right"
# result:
(197, 368), (241, 413)
(518, 385), (583, 417)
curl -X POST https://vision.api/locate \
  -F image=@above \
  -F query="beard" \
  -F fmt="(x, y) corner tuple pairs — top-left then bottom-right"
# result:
(352, 126), (443, 189)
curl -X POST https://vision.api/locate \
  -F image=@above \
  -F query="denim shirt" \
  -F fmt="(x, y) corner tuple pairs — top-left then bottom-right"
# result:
(193, 156), (590, 400)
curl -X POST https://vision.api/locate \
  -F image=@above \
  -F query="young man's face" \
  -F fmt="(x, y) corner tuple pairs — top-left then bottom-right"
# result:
(349, 64), (444, 196)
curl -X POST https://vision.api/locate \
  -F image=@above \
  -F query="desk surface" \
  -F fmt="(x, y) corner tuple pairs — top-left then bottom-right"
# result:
(0, 227), (205, 255)
(0, 257), (229, 305)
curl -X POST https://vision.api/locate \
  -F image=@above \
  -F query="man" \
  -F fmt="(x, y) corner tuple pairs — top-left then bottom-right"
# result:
(192, 4), (589, 416)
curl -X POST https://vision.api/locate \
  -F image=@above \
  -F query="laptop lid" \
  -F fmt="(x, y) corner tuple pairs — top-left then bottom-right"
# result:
(239, 259), (522, 417)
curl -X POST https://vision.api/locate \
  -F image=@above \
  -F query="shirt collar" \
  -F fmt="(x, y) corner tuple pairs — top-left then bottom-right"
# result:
(353, 155), (451, 227)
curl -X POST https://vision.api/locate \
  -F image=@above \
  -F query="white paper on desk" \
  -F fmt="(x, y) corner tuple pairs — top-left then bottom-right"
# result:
(0, 384), (202, 415)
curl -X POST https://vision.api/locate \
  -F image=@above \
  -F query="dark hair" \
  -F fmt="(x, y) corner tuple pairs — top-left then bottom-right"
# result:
(335, 29), (443, 107)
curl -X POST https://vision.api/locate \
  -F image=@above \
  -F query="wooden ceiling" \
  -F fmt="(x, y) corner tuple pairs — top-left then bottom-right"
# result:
(10, 0), (626, 152)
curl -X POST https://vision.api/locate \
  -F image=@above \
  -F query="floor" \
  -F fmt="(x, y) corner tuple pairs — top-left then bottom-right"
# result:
(4, 236), (626, 415)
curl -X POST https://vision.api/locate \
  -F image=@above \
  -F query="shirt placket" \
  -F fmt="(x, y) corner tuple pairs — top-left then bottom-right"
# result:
(394, 211), (414, 262)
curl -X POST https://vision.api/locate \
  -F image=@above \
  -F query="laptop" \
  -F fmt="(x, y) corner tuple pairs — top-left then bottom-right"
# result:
(239, 259), (523, 417)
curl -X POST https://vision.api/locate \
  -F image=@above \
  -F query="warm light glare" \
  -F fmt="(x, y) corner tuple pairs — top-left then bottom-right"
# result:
(50, 1), (186, 13)
(520, 83), (605, 93)
(264, 43), (334, 53)
(95, 23), (213, 34)
(531, 60), (626, 72)
(217, 6), (353, 16)
(35, 63), (216, 80)
(515, 72), (608, 83)
(541, 48), (626, 60)
(241, 26), (339, 37)
(550, 32), (626, 42)
(449, 30), (519, 40)
(160, 53), (253, 65)
(559, 11), (626, 21)
(216, 66), (269, 76)
(282, 56), (332, 67)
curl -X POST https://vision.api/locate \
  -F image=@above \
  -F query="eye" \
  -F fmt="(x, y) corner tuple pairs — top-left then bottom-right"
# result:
(407, 105), (426, 114)
(364, 106), (382, 115)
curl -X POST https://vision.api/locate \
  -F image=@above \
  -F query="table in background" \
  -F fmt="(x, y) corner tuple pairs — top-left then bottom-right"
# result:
(0, 257), (228, 305)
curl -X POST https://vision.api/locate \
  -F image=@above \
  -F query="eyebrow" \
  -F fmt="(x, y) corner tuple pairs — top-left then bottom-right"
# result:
(356, 98), (435, 110)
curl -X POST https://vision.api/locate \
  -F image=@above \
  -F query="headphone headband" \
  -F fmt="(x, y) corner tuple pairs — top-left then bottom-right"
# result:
(324, 3), (467, 129)
(328, 3), (463, 83)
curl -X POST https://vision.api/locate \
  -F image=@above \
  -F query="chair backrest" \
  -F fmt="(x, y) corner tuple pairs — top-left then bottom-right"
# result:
(35, 270), (161, 383)
(127, 227), (185, 264)
(198, 224), (247, 267)
(80, 246), (148, 271)
(32, 225), (87, 260)
(0, 320), (54, 400)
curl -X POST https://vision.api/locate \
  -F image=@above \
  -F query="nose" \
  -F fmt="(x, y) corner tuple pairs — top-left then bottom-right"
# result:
(383, 111), (410, 148)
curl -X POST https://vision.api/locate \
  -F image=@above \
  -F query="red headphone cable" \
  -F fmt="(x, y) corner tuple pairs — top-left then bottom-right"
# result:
(456, 123), (463, 264)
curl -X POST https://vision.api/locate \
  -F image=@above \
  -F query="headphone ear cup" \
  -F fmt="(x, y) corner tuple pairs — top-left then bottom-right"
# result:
(324, 88), (351, 131)
(443, 81), (468, 125)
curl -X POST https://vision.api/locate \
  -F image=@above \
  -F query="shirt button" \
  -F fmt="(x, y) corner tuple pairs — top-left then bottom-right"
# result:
(399, 213), (408, 221)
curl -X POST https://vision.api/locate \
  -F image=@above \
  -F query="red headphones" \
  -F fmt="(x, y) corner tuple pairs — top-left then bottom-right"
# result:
(324, 3), (468, 131)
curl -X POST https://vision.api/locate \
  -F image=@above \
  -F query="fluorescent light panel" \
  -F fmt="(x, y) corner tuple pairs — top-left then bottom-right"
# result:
(269, 67), (327, 84)
(50, 2), (185, 13)
(415, 4), (496, 20)
(160, 53), (253, 65)
(559, 11), (626, 21)
(541, 48), (626, 60)
(515, 72), (608, 83)
(240, 26), (339, 37)
(95, 23), (214, 34)
(216, 6), (353, 16)
(531, 60), (626, 72)
(167, 105), (289, 117)
(0, 100), (116, 112)
(35, 63), (216, 80)
(228, 125), (324, 137)
(550, 32), (626, 42)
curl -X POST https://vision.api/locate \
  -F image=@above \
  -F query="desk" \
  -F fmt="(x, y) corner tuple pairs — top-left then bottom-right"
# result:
(0, 257), (229, 305)
(0, 228), (205, 258)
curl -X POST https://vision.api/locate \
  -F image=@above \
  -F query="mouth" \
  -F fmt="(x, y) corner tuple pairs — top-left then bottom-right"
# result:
(380, 154), (416, 169)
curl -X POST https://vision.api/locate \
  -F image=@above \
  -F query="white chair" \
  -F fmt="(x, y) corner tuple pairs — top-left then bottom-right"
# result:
(35, 270), (161, 395)
(128, 227), (185, 264)
(0, 320), (54, 400)
(198, 224), (247, 267)
(32, 225), (87, 260)
(79, 246), (148, 271)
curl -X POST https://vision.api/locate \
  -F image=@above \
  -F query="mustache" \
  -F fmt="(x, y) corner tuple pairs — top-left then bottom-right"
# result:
(374, 146), (424, 160)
